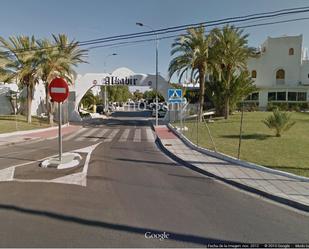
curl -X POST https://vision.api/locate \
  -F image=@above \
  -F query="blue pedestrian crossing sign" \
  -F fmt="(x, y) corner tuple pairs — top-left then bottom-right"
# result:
(168, 88), (183, 103)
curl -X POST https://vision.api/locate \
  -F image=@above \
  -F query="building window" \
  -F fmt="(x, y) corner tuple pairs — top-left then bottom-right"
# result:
(288, 92), (297, 101)
(245, 92), (259, 101)
(271, 92), (308, 101)
(276, 69), (285, 79)
(262, 47), (266, 53)
(268, 92), (286, 101)
(251, 70), (257, 79)
(289, 48), (294, 55)
(307, 73), (309, 78)
(276, 69), (285, 85)
(298, 92), (307, 101)
(252, 92), (259, 100)
(277, 92), (286, 101)
(268, 92), (276, 101)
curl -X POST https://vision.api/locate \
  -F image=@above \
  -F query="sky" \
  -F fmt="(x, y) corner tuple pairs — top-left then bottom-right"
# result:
(1, 0), (309, 81)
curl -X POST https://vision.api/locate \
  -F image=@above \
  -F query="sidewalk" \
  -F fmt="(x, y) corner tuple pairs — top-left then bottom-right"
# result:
(154, 125), (309, 212)
(0, 125), (81, 147)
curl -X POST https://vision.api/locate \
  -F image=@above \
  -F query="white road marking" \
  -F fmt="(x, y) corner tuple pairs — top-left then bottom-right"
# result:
(0, 167), (15, 181)
(75, 128), (98, 141)
(118, 129), (130, 142)
(0, 142), (102, 187)
(80, 143), (101, 174)
(89, 129), (109, 142)
(146, 128), (155, 142)
(63, 128), (87, 141)
(133, 129), (141, 142)
(104, 129), (120, 142)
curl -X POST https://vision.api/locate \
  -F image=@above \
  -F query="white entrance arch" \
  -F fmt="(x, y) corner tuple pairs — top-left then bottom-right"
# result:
(68, 67), (171, 121)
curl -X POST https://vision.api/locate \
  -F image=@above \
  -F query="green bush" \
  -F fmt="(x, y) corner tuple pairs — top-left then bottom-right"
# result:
(262, 109), (296, 137)
(287, 103), (300, 112)
(267, 102), (309, 112)
(236, 102), (259, 112)
(79, 112), (91, 118)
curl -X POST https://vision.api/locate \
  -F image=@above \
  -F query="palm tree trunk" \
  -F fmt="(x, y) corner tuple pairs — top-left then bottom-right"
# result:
(27, 85), (32, 124)
(198, 68), (206, 122)
(49, 102), (54, 125)
(45, 83), (49, 113)
(45, 83), (54, 126)
(224, 97), (229, 119)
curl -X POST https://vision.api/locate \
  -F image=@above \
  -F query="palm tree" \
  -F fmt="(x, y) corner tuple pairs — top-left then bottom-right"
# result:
(262, 109), (296, 137)
(0, 36), (40, 123)
(209, 25), (254, 119)
(168, 26), (210, 122)
(37, 34), (87, 125)
(206, 71), (257, 116)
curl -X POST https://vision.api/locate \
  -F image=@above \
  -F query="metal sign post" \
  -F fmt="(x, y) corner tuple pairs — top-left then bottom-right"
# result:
(180, 103), (183, 134)
(49, 77), (69, 163)
(58, 102), (62, 161)
(238, 101), (245, 159)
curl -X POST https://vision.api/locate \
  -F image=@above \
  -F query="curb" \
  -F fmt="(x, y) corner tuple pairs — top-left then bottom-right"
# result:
(0, 123), (70, 138)
(152, 124), (309, 212)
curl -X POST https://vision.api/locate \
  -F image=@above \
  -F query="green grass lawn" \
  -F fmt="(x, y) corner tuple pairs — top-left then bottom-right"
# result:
(0, 115), (51, 134)
(175, 111), (309, 177)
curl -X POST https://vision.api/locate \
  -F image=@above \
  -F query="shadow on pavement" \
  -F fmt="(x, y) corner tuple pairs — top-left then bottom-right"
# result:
(82, 118), (151, 128)
(82, 111), (154, 128)
(0, 203), (242, 246)
(111, 110), (152, 118)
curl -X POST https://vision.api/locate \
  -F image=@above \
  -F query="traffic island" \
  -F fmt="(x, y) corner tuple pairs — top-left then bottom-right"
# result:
(14, 152), (87, 181)
(0, 142), (101, 186)
(40, 153), (82, 169)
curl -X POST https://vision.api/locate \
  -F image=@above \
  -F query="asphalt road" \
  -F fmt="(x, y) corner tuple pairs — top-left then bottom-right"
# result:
(0, 110), (308, 247)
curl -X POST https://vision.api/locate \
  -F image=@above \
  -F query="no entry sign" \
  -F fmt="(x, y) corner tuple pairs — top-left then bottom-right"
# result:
(48, 77), (70, 162)
(49, 78), (69, 103)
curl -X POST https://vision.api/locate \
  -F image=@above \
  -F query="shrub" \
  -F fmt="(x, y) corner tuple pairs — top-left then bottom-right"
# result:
(79, 112), (91, 118)
(237, 102), (259, 112)
(262, 109), (296, 137)
(267, 102), (309, 112)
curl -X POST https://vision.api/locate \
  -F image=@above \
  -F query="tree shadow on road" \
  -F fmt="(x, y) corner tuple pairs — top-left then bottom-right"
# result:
(0, 203), (242, 246)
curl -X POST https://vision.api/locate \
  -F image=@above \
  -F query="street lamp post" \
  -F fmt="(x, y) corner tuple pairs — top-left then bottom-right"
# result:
(103, 53), (117, 113)
(136, 22), (159, 126)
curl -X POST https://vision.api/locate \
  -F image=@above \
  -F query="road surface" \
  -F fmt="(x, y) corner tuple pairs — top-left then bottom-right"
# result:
(0, 111), (308, 247)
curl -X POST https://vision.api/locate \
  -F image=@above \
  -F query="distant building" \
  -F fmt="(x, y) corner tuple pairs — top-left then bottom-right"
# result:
(0, 83), (17, 114)
(247, 35), (309, 109)
(0, 82), (46, 116)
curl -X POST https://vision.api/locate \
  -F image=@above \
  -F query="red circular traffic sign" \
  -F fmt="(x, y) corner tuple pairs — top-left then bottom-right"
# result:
(49, 78), (69, 103)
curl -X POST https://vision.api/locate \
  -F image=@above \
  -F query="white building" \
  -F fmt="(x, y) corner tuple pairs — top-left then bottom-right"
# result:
(0, 83), (18, 114)
(247, 35), (309, 109)
(0, 82), (47, 116)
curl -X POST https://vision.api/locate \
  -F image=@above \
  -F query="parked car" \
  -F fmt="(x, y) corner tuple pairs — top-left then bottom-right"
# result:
(96, 105), (104, 114)
(108, 104), (116, 112)
(158, 109), (166, 118)
(152, 105), (167, 118)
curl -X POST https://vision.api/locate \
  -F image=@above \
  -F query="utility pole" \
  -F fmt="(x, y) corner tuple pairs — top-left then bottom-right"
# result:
(136, 22), (159, 126)
(238, 101), (245, 159)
